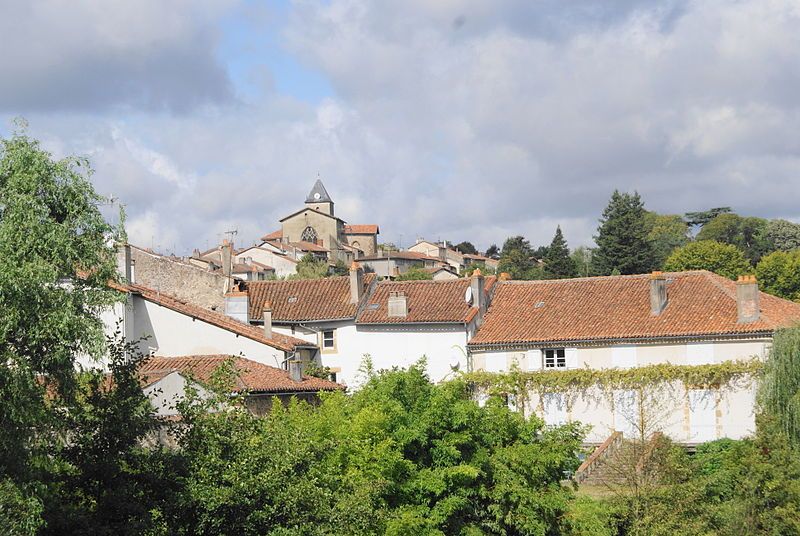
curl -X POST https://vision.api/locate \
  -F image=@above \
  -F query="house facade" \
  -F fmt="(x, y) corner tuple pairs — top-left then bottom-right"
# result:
(225, 264), (496, 387)
(467, 271), (800, 444)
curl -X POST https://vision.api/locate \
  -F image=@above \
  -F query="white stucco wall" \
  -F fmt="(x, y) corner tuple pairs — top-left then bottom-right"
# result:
(131, 296), (288, 368)
(472, 338), (768, 443)
(144, 372), (216, 417)
(235, 247), (297, 278)
(273, 321), (470, 388)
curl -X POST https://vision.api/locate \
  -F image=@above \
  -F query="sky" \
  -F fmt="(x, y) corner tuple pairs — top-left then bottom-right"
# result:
(1, 0), (799, 255)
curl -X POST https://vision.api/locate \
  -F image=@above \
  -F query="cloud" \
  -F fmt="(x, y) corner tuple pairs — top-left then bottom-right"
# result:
(0, 0), (236, 113)
(3, 0), (800, 255)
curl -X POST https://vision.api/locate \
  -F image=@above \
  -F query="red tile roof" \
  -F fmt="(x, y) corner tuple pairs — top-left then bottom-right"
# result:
(469, 271), (800, 348)
(357, 277), (496, 324)
(247, 274), (377, 322)
(109, 281), (314, 352)
(261, 229), (283, 241)
(232, 261), (274, 273)
(140, 355), (343, 393)
(344, 224), (380, 235)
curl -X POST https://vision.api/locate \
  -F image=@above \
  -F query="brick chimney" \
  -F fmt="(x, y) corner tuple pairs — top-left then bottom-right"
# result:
(650, 271), (668, 315)
(263, 302), (272, 339)
(388, 291), (408, 318)
(349, 261), (364, 304)
(736, 275), (760, 323)
(470, 268), (485, 309)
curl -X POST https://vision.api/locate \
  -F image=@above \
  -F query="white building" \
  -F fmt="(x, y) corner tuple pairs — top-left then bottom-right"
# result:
(468, 271), (800, 444)
(226, 264), (496, 387)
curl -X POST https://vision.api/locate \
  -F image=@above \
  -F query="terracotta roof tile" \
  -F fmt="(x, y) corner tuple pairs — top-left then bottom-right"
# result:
(344, 224), (380, 234)
(469, 271), (800, 348)
(357, 277), (496, 324)
(261, 229), (283, 241)
(232, 261), (274, 273)
(141, 355), (343, 393)
(248, 274), (376, 322)
(112, 282), (313, 352)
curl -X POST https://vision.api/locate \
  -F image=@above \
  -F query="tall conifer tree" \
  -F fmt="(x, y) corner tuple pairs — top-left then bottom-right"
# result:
(591, 190), (657, 275)
(543, 226), (577, 279)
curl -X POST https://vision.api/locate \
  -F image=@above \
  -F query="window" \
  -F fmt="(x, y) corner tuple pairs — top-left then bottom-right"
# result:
(301, 226), (318, 243)
(322, 329), (336, 352)
(328, 371), (338, 383)
(543, 348), (566, 369)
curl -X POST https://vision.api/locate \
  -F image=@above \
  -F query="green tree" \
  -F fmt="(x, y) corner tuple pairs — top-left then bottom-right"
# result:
(544, 226), (578, 279)
(755, 250), (800, 302)
(592, 190), (657, 275)
(485, 244), (499, 258)
(760, 327), (800, 446)
(696, 214), (772, 264)
(395, 267), (434, 281)
(663, 241), (750, 280)
(571, 246), (594, 277)
(644, 212), (689, 267)
(453, 241), (478, 255)
(498, 236), (543, 280)
(0, 128), (121, 525)
(290, 253), (329, 279)
(765, 219), (800, 252)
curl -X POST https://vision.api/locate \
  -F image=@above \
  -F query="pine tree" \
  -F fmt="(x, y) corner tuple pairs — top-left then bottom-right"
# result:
(591, 190), (657, 275)
(543, 226), (577, 279)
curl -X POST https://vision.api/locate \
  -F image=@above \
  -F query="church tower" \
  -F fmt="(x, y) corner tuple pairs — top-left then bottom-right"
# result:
(305, 178), (334, 216)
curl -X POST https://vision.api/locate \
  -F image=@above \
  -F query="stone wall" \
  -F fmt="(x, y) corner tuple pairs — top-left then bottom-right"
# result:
(120, 246), (228, 311)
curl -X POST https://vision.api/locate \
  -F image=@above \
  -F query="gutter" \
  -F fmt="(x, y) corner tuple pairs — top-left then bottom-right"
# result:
(467, 330), (775, 352)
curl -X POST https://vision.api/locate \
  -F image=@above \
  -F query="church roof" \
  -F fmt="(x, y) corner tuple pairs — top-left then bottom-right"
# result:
(278, 207), (345, 223)
(306, 178), (333, 204)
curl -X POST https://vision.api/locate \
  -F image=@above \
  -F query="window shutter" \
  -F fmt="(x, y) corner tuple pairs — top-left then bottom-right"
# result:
(527, 350), (542, 371)
(565, 348), (578, 369)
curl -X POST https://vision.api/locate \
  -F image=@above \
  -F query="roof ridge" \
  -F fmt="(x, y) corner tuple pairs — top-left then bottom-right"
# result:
(497, 270), (713, 285)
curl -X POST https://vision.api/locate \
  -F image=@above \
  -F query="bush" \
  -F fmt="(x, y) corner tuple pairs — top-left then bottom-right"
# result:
(664, 241), (751, 279)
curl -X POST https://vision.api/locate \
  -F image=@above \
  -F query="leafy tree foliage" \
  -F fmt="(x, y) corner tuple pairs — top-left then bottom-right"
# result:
(498, 236), (543, 280)
(0, 130), (120, 504)
(765, 219), (800, 251)
(544, 226), (577, 279)
(696, 213), (772, 264)
(591, 191), (657, 275)
(484, 244), (499, 258)
(663, 241), (750, 280)
(755, 250), (800, 302)
(644, 212), (689, 268)
(760, 327), (800, 446)
(395, 266), (434, 280)
(683, 207), (732, 228)
(571, 246), (594, 277)
(454, 241), (478, 255)
(290, 253), (330, 279)
(172, 364), (584, 535)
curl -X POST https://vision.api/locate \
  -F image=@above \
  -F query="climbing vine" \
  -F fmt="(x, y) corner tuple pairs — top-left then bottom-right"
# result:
(463, 360), (763, 416)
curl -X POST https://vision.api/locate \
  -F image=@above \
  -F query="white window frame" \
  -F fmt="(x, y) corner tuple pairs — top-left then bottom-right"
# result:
(542, 348), (567, 369)
(321, 329), (336, 353)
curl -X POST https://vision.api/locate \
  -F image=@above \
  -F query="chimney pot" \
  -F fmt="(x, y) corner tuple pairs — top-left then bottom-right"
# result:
(288, 360), (303, 382)
(349, 261), (364, 304)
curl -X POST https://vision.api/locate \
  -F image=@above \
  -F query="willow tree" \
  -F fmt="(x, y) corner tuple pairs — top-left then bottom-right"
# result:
(759, 326), (800, 446)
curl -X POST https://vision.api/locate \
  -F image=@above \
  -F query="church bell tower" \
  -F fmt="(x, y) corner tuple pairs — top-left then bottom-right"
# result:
(305, 177), (334, 216)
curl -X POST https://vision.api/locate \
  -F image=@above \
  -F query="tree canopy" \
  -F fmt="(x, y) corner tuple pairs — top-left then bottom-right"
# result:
(765, 219), (800, 252)
(544, 226), (577, 279)
(756, 250), (800, 302)
(498, 235), (543, 280)
(591, 191), (657, 275)
(663, 240), (751, 280)
(453, 241), (478, 255)
(696, 213), (772, 264)
(395, 266), (434, 280)
(684, 207), (732, 228)
(644, 212), (689, 268)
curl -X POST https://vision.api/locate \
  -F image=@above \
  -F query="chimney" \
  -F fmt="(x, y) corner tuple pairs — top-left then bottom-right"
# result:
(736, 275), (760, 323)
(122, 243), (133, 283)
(221, 239), (233, 291)
(650, 271), (668, 315)
(224, 284), (249, 323)
(349, 261), (364, 304)
(192, 248), (201, 259)
(470, 268), (485, 309)
(388, 291), (408, 317)
(498, 272), (512, 281)
(288, 359), (303, 382)
(263, 302), (272, 339)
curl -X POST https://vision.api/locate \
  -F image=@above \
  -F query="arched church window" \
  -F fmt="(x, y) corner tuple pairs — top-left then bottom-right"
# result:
(301, 226), (318, 243)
